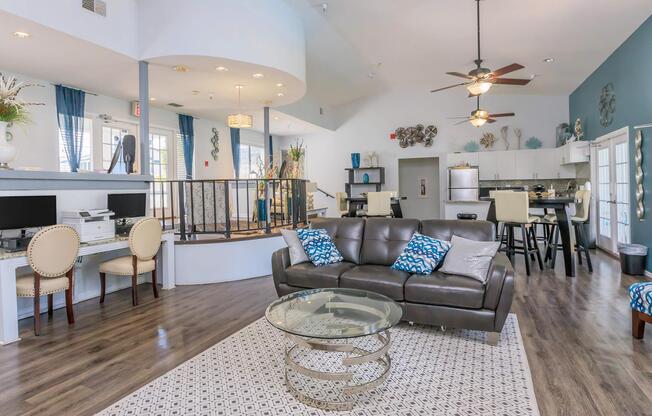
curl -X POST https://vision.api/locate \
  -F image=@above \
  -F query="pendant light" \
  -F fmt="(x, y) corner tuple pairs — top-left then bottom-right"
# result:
(227, 85), (253, 128)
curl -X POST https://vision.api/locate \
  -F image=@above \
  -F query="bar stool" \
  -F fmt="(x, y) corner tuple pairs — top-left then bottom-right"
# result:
(572, 189), (593, 272)
(99, 217), (162, 306)
(364, 191), (394, 217)
(16, 225), (80, 336)
(495, 191), (543, 275)
(335, 192), (349, 217)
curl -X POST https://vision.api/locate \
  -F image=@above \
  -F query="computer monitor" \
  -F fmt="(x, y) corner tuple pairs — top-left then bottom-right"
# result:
(0, 195), (57, 231)
(107, 193), (147, 219)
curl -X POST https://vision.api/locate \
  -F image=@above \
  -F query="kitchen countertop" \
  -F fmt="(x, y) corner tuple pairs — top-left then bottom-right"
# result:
(444, 200), (491, 204)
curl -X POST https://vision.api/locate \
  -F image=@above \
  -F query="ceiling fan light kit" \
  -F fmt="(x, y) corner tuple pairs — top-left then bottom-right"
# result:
(467, 80), (492, 95)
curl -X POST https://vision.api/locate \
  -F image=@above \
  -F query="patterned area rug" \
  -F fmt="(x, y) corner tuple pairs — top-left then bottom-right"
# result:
(98, 314), (539, 415)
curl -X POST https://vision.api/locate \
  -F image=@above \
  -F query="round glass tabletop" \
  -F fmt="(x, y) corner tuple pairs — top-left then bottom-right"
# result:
(265, 288), (403, 339)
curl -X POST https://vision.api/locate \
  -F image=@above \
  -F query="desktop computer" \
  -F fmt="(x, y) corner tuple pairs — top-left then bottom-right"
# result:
(0, 195), (57, 251)
(107, 193), (147, 236)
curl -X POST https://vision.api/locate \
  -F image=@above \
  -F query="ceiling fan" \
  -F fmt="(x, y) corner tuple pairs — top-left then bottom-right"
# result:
(430, 0), (531, 96)
(449, 96), (514, 127)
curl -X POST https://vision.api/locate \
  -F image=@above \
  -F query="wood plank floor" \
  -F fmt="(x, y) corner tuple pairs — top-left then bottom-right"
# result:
(0, 250), (650, 415)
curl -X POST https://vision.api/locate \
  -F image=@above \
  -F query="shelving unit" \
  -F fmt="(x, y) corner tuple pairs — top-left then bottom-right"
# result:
(345, 167), (385, 197)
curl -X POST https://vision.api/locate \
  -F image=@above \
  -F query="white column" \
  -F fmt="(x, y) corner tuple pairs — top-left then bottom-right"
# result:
(139, 61), (150, 175)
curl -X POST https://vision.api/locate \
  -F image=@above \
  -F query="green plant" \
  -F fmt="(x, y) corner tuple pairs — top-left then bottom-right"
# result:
(0, 73), (43, 124)
(288, 139), (304, 162)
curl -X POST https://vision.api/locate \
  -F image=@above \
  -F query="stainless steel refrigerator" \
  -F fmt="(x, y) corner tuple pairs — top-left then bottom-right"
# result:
(448, 167), (479, 201)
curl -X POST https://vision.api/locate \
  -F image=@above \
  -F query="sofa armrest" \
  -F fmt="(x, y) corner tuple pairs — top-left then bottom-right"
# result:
(272, 247), (291, 288)
(483, 253), (513, 310)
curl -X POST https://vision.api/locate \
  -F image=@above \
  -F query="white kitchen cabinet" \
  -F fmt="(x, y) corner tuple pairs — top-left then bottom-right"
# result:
(479, 151), (516, 180)
(447, 152), (479, 167)
(515, 149), (558, 180)
(560, 141), (590, 164)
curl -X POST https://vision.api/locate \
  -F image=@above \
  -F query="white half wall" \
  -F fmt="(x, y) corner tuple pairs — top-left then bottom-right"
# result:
(282, 87), (569, 216)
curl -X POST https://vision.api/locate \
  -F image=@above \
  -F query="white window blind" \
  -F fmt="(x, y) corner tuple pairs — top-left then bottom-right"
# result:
(176, 134), (187, 180)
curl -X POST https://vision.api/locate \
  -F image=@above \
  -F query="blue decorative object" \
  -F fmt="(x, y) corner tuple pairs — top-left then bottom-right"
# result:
(525, 136), (542, 149)
(257, 198), (267, 222)
(630, 282), (652, 315)
(362, 173), (370, 184)
(179, 114), (194, 179)
(463, 141), (480, 152)
(351, 153), (361, 169)
(297, 228), (343, 266)
(391, 232), (451, 274)
(230, 128), (241, 178)
(55, 85), (86, 172)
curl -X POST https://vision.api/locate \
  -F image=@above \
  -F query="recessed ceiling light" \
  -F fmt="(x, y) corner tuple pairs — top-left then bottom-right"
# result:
(150, 97), (157, 101)
(273, 116), (279, 120)
(276, 83), (284, 88)
(277, 92), (285, 97)
(235, 84), (244, 89)
(216, 66), (229, 72)
(192, 90), (200, 95)
(252, 73), (264, 79)
(172, 65), (190, 72)
(13, 31), (31, 38)
(543, 58), (555, 63)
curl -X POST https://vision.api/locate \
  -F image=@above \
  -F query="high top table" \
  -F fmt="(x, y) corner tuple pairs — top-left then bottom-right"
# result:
(483, 196), (576, 277)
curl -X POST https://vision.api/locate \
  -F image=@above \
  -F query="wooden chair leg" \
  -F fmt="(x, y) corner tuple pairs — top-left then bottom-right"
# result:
(47, 294), (54, 318)
(33, 295), (41, 336)
(65, 289), (75, 324)
(551, 225), (560, 268)
(521, 225), (531, 276)
(131, 274), (138, 306)
(574, 224), (583, 265)
(578, 223), (593, 273)
(99, 272), (106, 304)
(632, 310), (646, 339)
(152, 267), (159, 299)
(530, 227), (544, 270)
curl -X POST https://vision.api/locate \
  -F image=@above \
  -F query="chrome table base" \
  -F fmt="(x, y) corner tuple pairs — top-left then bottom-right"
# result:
(284, 331), (391, 411)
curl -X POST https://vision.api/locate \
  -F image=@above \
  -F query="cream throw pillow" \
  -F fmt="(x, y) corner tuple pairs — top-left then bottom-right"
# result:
(439, 235), (500, 282)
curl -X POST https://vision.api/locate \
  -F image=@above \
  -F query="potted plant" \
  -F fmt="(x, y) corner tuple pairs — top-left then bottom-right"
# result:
(251, 158), (279, 222)
(287, 139), (304, 179)
(0, 73), (43, 169)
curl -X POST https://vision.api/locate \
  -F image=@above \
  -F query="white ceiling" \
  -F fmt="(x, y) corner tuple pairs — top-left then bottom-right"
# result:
(294, 0), (652, 102)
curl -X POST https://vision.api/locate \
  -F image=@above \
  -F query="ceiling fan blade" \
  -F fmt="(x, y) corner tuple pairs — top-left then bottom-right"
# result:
(430, 82), (470, 93)
(491, 63), (524, 77)
(446, 71), (473, 79)
(455, 119), (470, 125)
(448, 116), (472, 119)
(486, 118), (497, 123)
(488, 113), (515, 118)
(491, 78), (531, 86)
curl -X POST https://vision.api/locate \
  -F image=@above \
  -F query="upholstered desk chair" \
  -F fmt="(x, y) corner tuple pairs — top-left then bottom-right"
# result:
(99, 218), (162, 306)
(495, 191), (543, 275)
(571, 189), (593, 272)
(17, 225), (80, 336)
(365, 191), (393, 217)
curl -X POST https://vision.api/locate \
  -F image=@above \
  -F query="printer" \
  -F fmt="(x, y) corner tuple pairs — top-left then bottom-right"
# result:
(62, 209), (116, 243)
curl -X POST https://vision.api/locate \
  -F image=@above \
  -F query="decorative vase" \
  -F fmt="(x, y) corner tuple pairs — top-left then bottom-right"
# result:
(257, 198), (267, 222)
(351, 153), (360, 169)
(362, 173), (370, 184)
(0, 121), (17, 170)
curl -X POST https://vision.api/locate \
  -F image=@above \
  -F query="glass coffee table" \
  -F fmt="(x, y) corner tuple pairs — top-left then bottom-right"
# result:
(265, 288), (403, 411)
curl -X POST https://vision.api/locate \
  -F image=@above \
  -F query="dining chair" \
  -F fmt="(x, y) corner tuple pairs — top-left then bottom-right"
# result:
(99, 217), (162, 306)
(572, 189), (593, 272)
(365, 191), (393, 217)
(16, 225), (80, 336)
(335, 192), (349, 217)
(495, 191), (543, 275)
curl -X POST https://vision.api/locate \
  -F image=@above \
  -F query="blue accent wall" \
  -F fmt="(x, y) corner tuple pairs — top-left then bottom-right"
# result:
(569, 16), (652, 270)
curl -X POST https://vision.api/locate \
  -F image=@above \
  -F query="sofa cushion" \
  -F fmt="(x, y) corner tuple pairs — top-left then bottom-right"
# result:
(420, 219), (495, 242)
(404, 272), (485, 309)
(339, 265), (411, 301)
(439, 235), (500, 282)
(392, 232), (451, 274)
(360, 218), (420, 266)
(310, 217), (365, 264)
(286, 261), (356, 289)
(297, 228), (344, 266)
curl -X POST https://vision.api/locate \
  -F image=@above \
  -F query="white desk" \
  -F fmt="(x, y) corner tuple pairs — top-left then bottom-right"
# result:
(0, 232), (175, 345)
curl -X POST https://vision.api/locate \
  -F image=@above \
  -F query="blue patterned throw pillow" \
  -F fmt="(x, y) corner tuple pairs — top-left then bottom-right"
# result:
(630, 282), (652, 315)
(392, 232), (451, 274)
(296, 228), (344, 266)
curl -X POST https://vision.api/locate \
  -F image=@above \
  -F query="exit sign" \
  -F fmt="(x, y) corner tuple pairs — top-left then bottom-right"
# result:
(131, 101), (141, 118)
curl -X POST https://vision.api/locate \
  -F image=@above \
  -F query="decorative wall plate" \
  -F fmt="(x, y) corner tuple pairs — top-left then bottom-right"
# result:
(395, 124), (438, 148)
(599, 83), (615, 127)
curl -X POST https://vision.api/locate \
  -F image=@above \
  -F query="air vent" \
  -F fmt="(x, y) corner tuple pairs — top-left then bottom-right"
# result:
(167, 103), (184, 108)
(82, 0), (107, 17)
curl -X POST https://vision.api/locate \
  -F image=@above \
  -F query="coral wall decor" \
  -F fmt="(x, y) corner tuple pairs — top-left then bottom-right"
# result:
(525, 136), (542, 149)
(394, 124), (438, 148)
(463, 141), (480, 152)
(480, 132), (496, 149)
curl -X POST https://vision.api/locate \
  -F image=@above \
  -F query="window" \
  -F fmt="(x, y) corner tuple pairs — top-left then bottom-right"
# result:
(239, 144), (265, 178)
(150, 132), (171, 209)
(101, 125), (131, 173)
(58, 118), (93, 172)
(175, 134), (188, 180)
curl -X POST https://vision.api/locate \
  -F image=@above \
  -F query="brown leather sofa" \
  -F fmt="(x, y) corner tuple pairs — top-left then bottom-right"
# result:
(271, 217), (515, 341)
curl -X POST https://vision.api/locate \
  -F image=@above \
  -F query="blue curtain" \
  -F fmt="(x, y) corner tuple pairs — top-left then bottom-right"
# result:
(231, 128), (241, 178)
(55, 85), (85, 172)
(268, 135), (273, 167)
(178, 114), (194, 179)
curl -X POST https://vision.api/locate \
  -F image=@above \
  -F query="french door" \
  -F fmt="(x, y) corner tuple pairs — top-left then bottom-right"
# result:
(593, 128), (630, 253)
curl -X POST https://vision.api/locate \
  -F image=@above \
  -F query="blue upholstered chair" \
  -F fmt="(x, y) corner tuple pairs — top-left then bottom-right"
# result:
(630, 282), (652, 339)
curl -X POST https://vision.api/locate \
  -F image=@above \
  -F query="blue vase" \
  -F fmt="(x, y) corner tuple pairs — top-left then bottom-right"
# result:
(362, 173), (370, 184)
(351, 153), (361, 169)
(257, 199), (267, 222)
